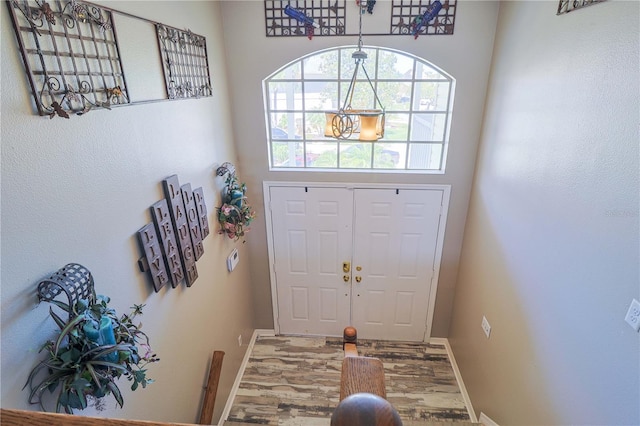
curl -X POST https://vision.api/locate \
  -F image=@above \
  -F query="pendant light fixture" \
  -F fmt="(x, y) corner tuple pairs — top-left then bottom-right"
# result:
(324, 4), (385, 141)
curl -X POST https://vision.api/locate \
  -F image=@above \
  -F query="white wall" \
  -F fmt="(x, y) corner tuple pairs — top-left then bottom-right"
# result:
(450, 1), (640, 424)
(219, 0), (500, 337)
(1, 2), (254, 423)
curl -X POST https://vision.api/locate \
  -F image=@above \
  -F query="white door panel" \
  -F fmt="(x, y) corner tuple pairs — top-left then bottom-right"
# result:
(352, 189), (443, 341)
(269, 186), (353, 336)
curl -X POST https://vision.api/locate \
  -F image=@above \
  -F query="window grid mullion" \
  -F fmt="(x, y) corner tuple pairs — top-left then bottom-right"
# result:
(300, 58), (307, 167)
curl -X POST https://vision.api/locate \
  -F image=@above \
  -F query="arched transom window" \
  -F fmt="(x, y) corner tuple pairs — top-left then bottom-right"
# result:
(264, 46), (454, 172)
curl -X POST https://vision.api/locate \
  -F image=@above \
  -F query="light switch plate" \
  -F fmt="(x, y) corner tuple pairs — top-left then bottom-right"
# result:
(227, 248), (239, 272)
(625, 298), (640, 332)
(481, 315), (491, 338)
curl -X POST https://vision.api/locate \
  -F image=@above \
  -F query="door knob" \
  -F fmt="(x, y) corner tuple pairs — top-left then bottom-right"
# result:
(356, 266), (362, 271)
(343, 262), (351, 273)
(355, 276), (362, 283)
(343, 275), (350, 283)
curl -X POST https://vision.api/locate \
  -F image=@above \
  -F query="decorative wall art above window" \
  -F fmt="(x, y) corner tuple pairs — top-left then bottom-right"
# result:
(263, 0), (456, 39)
(556, 0), (606, 14)
(265, 0), (346, 38)
(391, 0), (457, 37)
(6, 0), (212, 119)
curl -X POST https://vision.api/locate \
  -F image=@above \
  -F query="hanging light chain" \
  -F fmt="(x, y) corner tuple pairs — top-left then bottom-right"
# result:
(347, 1), (367, 110)
(357, 3), (364, 51)
(324, 1), (385, 141)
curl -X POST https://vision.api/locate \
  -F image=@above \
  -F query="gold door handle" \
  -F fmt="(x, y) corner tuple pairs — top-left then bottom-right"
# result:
(356, 266), (362, 271)
(343, 275), (350, 283)
(343, 262), (351, 273)
(355, 276), (362, 283)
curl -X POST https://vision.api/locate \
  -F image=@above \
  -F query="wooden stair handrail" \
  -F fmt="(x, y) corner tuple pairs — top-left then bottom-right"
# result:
(340, 357), (387, 400)
(0, 409), (196, 426)
(331, 327), (403, 426)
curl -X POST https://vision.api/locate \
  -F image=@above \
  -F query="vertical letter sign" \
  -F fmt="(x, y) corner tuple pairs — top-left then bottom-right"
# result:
(164, 175), (198, 287)
(137, 175), (210, 291)
(137, 223), (169, 292)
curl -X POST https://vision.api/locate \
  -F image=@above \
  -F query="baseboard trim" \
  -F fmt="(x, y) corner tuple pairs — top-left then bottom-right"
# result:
(431, 337), (477, 423)
(218, 329), (275, 425)
(479, 412), (499, 426)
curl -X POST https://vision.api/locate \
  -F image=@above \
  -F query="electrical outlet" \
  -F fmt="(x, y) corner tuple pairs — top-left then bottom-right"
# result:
(625, 299), (640, 332)
(481, 315), (491, 338)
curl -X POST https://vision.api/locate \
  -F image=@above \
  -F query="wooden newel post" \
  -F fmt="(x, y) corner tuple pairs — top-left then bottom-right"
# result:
(199, 350), (225, 425)
(343, 326), (358, 357)
(343, 326), (357, 344)
(343, 326), (358, 343)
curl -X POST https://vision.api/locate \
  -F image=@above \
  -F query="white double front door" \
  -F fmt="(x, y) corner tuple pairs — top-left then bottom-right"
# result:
(266, 184), (448, 342)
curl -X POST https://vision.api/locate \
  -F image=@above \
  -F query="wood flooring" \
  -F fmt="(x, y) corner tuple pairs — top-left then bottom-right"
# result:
(224, 335), (476, 426)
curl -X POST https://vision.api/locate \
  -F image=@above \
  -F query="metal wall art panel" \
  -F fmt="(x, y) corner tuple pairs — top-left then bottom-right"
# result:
(557, 0), (606, 14)
(391, 0), (457, 36)
(264, 0), (456, 38)
(156, 25), (212, 99)
(7, 0), (129, 118)
(264, 0), (346, 37)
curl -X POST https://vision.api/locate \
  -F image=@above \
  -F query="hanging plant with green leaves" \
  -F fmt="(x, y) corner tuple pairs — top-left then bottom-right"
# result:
(24, 295), (159, 413)
(216, 163), (255, 241)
